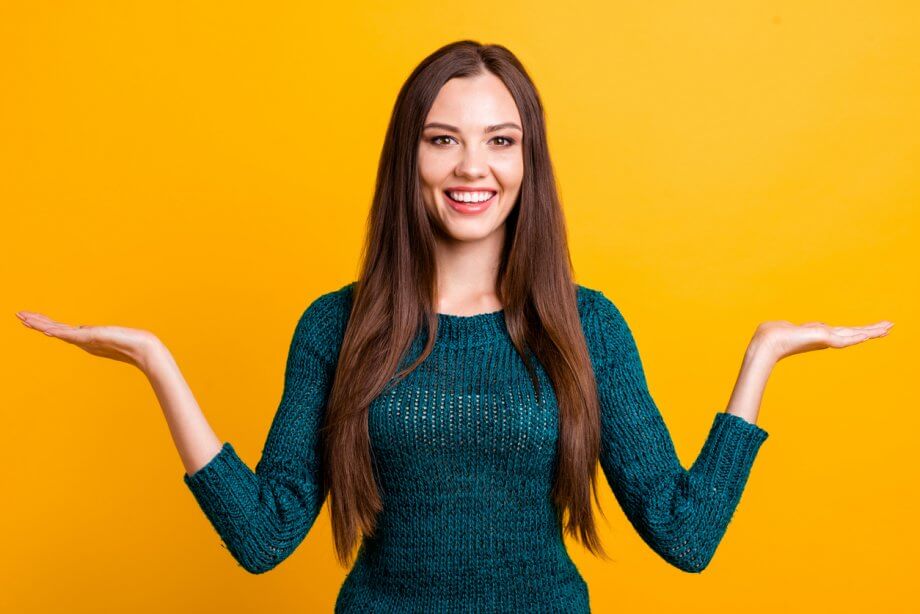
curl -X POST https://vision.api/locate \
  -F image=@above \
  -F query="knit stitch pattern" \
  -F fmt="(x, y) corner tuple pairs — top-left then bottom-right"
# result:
(183, 281), (769, 612)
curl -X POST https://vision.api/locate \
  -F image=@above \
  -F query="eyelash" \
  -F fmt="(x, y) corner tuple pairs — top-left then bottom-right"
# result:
(427, 135), (517, 147)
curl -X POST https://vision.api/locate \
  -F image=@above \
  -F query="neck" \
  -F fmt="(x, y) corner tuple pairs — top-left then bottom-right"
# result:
(434, 225), (505, 315)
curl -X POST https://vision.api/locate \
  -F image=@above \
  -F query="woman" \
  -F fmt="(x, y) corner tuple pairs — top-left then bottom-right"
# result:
(16, 40), (892, 612)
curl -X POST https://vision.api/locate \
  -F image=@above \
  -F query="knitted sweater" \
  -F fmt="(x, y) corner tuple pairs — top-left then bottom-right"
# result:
(182, 281), (769, 612)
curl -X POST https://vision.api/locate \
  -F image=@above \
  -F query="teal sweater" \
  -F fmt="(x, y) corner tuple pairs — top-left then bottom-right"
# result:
(183, 281), (769, 612)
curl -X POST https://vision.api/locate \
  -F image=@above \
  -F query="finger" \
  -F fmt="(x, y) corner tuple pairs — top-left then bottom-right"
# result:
(806, 322), (882, 336)
(828, 332), (871, 348)
(839, 321), (893, 330)
(21, 312), (66, 328)
(19, 316), (52, 331)
(832, 329), (885, 340)
(832, 324), (891, 336)
(829, 327), (889, 346)
(20, 316), (62, 333)
(43, 324), (92, 341)
(35, 316), (90, 332)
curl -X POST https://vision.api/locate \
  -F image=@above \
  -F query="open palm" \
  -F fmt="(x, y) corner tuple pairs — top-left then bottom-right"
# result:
(16, 310), (156, 369)
(756, 319), (893, 361)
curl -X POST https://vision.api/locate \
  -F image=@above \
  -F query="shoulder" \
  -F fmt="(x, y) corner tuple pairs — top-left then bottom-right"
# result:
(574, 283), (639, 367)
(575, 283), (627, 325)
(301, 280), (356, 322)
(292, 280), (357, 356)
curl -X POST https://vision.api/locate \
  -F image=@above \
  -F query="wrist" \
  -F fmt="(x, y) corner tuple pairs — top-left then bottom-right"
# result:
(137, 334), (169, 375)
(745, 334), (780, 368)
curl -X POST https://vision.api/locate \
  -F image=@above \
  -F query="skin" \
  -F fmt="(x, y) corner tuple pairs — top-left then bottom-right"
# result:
(418, 71), (523, 316)
(14, 72), (893, 477)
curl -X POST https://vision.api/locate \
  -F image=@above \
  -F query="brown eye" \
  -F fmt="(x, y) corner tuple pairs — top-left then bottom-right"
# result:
(429, 135), (455, 146)
(492, 136), (516, 146)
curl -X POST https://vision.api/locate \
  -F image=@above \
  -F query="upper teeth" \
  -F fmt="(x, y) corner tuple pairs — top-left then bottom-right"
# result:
(447, 191), (495, 203)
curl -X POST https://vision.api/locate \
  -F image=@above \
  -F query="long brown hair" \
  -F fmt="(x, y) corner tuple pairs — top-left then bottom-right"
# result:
(320, 39), (610, 567)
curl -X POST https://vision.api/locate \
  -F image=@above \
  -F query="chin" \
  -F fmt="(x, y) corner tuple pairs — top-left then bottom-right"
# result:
(438, 216), (503, 242)
(443, 228), (494, 242)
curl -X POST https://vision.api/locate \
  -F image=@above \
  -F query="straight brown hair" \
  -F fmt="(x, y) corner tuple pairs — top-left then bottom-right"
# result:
(319, 40), (611, 567)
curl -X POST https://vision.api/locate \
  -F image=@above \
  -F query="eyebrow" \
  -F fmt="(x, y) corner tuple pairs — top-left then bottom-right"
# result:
(422, 122), (522, 133)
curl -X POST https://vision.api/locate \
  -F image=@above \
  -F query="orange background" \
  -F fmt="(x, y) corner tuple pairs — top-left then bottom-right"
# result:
(2, 2), (917, 612)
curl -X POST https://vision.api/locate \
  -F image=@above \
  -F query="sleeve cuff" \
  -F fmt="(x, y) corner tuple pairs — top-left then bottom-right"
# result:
(690, 412), (769, 497)
(182, 442), (256, 502)
(717, 411), (769, 441)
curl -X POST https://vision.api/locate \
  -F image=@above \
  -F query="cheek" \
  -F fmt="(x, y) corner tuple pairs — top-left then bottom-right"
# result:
(493, 160), (524, 194)
(417, 154), (453, 190)
(495, 169), (524, 196)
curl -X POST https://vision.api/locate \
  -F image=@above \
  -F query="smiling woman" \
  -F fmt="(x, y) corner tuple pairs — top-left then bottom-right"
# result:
(16, 36), (893, 614)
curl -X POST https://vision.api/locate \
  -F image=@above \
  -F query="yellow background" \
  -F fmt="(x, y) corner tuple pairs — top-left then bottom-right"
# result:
(2, 2), (917, 612)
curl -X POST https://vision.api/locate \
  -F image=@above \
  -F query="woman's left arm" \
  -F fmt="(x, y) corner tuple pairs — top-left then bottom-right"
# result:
(585, 289), (892, 573)
(725, 318), (892, 425)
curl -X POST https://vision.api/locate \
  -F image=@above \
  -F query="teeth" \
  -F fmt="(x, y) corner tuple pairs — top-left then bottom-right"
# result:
(446, 190), (495, 203)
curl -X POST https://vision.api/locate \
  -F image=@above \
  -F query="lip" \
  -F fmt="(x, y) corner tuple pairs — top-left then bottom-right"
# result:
(442, 189), (496, 215)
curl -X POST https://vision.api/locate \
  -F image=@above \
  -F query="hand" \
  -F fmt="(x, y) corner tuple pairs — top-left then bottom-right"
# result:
(15, 310), (161, 371)
(752, 319), (894, 362)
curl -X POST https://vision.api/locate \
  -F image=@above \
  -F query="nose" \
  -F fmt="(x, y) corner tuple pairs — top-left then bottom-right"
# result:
(454, 144), (488, 178)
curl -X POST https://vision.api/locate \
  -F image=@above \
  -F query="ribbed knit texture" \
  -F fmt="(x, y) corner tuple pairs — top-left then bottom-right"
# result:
(183, 281), (769, 612)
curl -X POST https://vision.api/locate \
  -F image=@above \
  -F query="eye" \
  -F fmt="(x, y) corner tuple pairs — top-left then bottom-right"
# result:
(425, 135), (517, 147)
(428, 135), (456, 146)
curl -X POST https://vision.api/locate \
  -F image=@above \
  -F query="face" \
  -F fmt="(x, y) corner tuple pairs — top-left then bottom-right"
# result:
(417, 71), (524, 243)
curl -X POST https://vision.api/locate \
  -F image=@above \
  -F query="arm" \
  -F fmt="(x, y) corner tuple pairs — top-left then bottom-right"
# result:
(146, 292), (344, 574)
(584, 290), (769, 573)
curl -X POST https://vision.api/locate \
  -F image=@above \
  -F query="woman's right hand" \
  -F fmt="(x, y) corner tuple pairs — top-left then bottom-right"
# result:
(16, 308), (225, 480)
(16, 310), (160, 372)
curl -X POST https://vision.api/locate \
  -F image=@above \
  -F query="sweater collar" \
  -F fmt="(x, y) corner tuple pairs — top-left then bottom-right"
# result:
(432, 309), (508, 347)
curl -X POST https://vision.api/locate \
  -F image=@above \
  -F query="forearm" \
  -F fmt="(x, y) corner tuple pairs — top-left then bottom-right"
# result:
(148, 330), (327, 574)
(587, 289), (771, 572)
(141, 338), (223, 477)
(724, 337), (777, 426)
(599, 383), (770, 572)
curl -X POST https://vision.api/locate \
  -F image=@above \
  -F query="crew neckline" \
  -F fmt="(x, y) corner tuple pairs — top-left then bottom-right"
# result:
(340, 281), (597, 348)
(435, 309), (504, 318)
(431, 308), (508, 347)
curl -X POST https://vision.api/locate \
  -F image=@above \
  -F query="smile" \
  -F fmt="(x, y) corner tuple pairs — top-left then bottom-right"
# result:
(443, 190), (497, 214)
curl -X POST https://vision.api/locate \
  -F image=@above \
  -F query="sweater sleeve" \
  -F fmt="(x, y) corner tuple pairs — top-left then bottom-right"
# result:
(182, 289), (346, 574)
(583, 289), (769, 573)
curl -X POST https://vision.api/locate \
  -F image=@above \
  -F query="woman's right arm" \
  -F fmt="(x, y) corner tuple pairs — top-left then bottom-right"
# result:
(19, 290), (342, 574)
(154, 298), (337, 574)
(143, 341), (223, 478)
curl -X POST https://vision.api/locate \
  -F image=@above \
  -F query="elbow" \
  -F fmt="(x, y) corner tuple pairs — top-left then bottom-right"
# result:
(239, 561), (273, 575)
(657, 535), (718, 574)
(236, 554), (286, 575)
(240, 560), (279, 575)
(632, 491), (725, 573)
(669, 553), (712, 574)
(226, 487), (324, 574)
(236, 549), (280, 574)
(225, 540), (290, 575)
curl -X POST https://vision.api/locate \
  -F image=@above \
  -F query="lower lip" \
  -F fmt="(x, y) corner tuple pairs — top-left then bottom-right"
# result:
(443, 191), (496, 214)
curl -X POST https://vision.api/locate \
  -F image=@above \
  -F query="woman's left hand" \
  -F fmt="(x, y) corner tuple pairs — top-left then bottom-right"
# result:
(753, 319), (894, 362)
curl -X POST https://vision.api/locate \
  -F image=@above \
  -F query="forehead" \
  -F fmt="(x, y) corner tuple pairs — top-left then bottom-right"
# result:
(425, 72), (521, 128)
